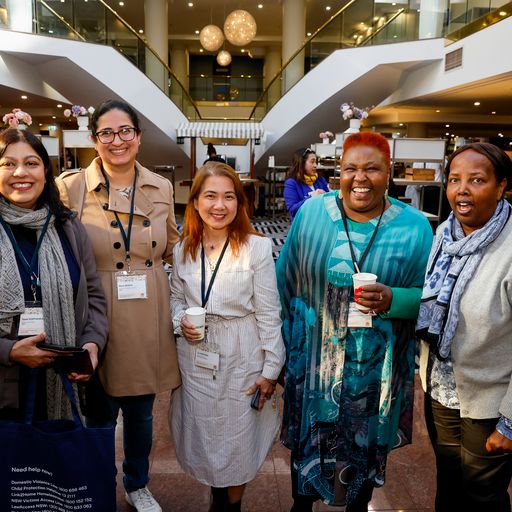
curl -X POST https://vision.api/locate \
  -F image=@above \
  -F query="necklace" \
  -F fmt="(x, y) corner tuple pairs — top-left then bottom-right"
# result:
(207, 258), (217, 271)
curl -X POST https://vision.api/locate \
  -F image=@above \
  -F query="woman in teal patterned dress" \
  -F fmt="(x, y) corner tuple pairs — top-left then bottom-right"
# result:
(277, 132), (433, 511)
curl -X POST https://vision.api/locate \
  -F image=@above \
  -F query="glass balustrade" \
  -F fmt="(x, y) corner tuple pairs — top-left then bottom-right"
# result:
(0, 0), (200, 120)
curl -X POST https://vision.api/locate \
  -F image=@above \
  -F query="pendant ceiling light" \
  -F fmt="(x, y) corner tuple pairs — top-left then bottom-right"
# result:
(217, 50), (232, 66)
(199, 24), (224, 52)
(223, 9), (257, 46)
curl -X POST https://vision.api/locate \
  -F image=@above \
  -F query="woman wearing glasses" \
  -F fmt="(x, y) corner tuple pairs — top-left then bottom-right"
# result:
(57, 99), (180, 512)
(284, 148), (329, 219)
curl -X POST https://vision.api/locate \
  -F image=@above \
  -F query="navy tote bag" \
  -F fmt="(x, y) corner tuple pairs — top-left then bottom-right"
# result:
(0, 369), (116, 512)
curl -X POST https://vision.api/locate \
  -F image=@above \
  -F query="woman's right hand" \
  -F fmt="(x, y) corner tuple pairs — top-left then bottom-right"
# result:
(9, 333), (57, 368)
(180, 317), (204, 345)
(310, 189), (326, 197)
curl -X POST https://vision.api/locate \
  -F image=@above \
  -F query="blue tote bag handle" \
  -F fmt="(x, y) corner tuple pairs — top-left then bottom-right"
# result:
(24, 368), (84, 427)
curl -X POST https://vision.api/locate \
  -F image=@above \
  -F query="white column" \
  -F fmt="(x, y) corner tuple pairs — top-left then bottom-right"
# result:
(419, 0), (448, 39)
(144, 0), (168, 93)
(282, 0), (306, 94)
(7, 0), (32, 32)
(170, 43), (189, 103)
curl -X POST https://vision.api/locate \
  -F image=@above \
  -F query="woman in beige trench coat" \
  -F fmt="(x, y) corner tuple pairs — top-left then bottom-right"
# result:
(56, 99), (180, 512)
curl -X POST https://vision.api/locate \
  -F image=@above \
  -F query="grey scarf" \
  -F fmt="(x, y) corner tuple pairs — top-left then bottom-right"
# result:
(0, 199), (76, 419)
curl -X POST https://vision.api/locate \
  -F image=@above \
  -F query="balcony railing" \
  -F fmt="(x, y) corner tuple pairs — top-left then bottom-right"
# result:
(250, 0), (511, 120)
(0, 0), (200, 120)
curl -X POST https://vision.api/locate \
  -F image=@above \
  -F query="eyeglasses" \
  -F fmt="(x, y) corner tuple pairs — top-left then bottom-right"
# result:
(95, 127), (137, 144)
(302, 148), (314, 158)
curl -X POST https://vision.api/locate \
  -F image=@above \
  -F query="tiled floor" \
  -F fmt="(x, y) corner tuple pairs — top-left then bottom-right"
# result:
(114, 376), (441, 512)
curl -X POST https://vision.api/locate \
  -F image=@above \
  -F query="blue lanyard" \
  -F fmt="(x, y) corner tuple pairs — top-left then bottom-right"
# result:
(200, 239), (229, 308)
(0, 212), (52, 302)
(100, 165), (137, 270)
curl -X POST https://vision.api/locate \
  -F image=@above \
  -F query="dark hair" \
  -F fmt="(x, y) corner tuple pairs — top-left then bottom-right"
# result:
(182, 161), (261, 261)
(0, 128), (72, 220)
(207, 142), (217, 157)
(90, 99), (141, 136)
(342, 132), (391, 167)
(446, 142), (512, 191)
(287, 147), (316, 183)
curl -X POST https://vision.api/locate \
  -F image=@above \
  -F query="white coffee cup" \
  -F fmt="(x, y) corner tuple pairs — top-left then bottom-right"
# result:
(352, 273), (377, 312)
(185, 306), (206, 339)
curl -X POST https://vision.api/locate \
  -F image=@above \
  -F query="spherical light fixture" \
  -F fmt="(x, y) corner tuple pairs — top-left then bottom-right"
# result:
(217, 50), (232, 66)
(199, 24), (224, 52)
(223, 9), (257, 46)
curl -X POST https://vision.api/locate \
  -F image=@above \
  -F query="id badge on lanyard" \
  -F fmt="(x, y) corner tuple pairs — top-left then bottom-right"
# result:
(116, 271), (148, 300)
(18, 301), (45, 337)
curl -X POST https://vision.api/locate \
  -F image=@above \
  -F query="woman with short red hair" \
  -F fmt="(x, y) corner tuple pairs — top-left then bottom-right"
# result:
(277, 132), (433, 511)
(169, 161), (285, 512)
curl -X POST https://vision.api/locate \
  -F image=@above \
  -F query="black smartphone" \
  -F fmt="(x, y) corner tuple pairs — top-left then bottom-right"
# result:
(250, 388), (261, 411)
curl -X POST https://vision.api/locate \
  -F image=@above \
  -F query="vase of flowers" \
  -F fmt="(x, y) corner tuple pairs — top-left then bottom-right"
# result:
(340, 102), (372, 133)
(319, 131), (333, 144)
(2, 108), (32, 129)
(64, 105), (95, 131)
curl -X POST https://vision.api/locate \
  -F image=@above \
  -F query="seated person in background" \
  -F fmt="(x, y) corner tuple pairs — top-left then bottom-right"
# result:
(284, 148), (329, 219)
(203, 143), (226, 165)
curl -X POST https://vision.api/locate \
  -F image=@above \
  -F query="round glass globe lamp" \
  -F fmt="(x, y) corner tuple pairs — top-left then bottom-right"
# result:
(217, 50), (232, 66)
(223, 9), (257, 46)
(199, 24), (224, 52)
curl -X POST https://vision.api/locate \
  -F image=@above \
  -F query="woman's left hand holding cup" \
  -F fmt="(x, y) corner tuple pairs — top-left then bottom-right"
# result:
(356, 283), (393, 314)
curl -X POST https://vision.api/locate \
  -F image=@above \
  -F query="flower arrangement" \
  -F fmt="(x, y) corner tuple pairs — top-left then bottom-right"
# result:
(340, 102), (372, 120)
(319, 131), (333, 140)
(63, 105), (95, 118)
(2, 108), (32, 128)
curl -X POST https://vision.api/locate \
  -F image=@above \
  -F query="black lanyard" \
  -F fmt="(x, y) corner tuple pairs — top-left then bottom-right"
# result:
(201, 239), (230, 308)
(0, 212), (52, 301)
(336, 195), (385, 273)
(101, 165), (137, 269)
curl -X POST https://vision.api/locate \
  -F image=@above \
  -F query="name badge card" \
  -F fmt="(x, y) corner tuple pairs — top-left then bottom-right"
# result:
(194, 341), (220, 371)
(116, 272), (148, 300)
(18, 303), (45, 337)
(347, 302), (373, 329)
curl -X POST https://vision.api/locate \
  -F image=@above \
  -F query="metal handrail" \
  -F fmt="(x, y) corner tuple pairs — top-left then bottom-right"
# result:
(39, 0), (85, 41)
(356, 8), (405, 46)
(93, 0), (201, 119)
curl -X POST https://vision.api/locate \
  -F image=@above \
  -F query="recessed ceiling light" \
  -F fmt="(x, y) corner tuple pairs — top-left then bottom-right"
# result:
(492, 111), (496, 114)
(392, 2), (396, 5)
(195, 30), (199, 34)
(57, 104), (62, 108)
(241, 49), (245, 53)
(445, 132), (449, 136)
(199, 48), (203, 53)
(21, 95), (28, 99)
(307, 32), (312, 36)
(445, 124), (450, 127)
(188, 2), (193, 6)
(473, 101), (480, 106)
(52, 116), (56, 119)
(499, 10), (507, 15)
(258, 4), (263, 8)
(119, 1), (124, 6)
(374, 16), (379, 21)
(326, 6), (331, 11)
(399, 123), (404, 126)
(498, 133), (504, 137)
(48, 30), (54, 34)
(139, 29), (143, 33)
(436, 109), (440, 113)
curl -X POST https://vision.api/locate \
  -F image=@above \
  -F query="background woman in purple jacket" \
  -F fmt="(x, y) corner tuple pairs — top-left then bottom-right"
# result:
(284, 148), (329, 219)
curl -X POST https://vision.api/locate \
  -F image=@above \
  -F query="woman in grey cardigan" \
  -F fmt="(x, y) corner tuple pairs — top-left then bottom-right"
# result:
(0, 128), (107, 420)
(417, 142), (512, 512)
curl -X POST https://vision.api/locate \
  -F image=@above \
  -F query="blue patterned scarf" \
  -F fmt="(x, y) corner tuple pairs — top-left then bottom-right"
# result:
(416, 200), (511, 359)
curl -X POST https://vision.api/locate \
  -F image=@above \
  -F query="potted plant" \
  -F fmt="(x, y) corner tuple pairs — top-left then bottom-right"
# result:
(2, 108), (32, 129)
(340, 102), (372, 132)
(64, 105), (95, 131)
